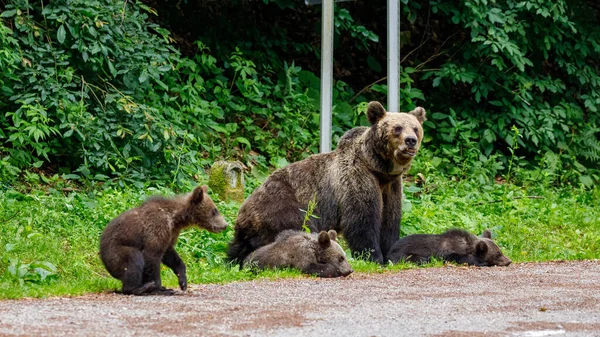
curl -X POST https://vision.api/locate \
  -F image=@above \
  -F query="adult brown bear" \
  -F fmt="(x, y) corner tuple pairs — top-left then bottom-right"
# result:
(228, 101), (426, 264)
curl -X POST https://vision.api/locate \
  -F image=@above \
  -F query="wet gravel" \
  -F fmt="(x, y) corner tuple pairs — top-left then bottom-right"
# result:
(0, 260), (599, 336)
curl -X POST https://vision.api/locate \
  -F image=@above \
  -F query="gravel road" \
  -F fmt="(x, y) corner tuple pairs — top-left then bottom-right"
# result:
(0, 260), (599, 337)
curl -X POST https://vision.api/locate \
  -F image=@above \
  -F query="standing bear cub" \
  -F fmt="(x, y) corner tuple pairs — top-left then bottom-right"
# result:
(387, 229), (512, 267)
(244, 230), (353, 278)
(100, 185), (227, 295)
(228, 101), (426, 265)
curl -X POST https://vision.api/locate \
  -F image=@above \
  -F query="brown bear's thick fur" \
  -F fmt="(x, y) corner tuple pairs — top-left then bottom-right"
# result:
(100, 185), (228, 295)
(227, 101), (426, 264)
(387, 229), (512, 267)
(244, 229), (353, 278)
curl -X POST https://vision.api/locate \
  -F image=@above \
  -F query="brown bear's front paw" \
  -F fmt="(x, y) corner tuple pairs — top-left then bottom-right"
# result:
(151, 287), (176, 296)
(179, 278), (187, 291)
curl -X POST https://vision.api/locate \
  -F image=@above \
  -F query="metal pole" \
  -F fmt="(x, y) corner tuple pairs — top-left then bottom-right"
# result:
(319, 0), (334, 153)
(387, 0), (400, 112)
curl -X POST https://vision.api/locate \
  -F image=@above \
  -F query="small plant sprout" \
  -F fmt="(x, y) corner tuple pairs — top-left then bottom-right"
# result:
(299, 193), (320, 233)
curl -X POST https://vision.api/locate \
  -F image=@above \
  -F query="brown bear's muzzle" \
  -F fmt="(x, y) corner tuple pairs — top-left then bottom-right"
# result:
(405, 136), (418, 149)
(497, 256), (512, 266)
(208, 216), (228, 233)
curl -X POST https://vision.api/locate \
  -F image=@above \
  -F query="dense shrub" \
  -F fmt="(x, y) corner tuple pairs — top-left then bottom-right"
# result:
(0, 0), (362, 186)
(1, 0), (599, 187)
(402, 0), (600, 185)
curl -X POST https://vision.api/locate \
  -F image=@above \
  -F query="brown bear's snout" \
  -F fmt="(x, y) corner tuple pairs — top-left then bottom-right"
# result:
(498, 256), (512, 266)
(340, 268), (353, 277)
(405, 136), (418, 148)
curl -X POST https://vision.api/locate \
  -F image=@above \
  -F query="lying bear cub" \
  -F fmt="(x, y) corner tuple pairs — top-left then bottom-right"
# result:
(388, 229), (512, 267)
(244, 229), (354, 278)
(100, 185), (228, 295)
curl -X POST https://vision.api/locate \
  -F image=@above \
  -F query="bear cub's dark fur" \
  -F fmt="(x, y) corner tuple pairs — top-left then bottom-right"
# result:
(244, 230), (353, 278)
(388, 229), (511, 267)
(100, 185), (227, 295)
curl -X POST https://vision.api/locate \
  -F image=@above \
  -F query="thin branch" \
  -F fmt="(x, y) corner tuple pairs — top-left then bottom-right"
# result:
(120, 0), (129, 27)
(81, 77), (106, 113)
(401, 2), (432, 64)
(349, 76), (387, 103)
(0, 206), (23, 224)
(401, 38), (430, 64)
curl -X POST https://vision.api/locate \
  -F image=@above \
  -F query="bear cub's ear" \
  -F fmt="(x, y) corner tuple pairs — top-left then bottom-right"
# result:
(409, 107), (427, 124)
(475, 240), (488, 256)
(367, 101), (387, 125)
(481, 229), (492, 239)
(327, 230), (338, 241)
(190, 185), (208, 205)
(318, 231), (332, 248)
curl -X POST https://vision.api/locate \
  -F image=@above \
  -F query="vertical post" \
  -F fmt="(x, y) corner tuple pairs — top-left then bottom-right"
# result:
(387, 0), (400, 112)
(320, 0), (334, 153)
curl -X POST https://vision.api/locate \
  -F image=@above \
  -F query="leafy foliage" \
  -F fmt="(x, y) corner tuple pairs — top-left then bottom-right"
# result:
(0, 0), (379, 186)
(1, 0), (600, 187)
(402, 0), (600, 185)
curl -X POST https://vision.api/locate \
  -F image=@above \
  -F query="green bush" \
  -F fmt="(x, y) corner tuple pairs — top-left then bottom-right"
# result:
(403, 0), (600, 185)
(1, 0), (599, 188)
(0, 1), (327, 186)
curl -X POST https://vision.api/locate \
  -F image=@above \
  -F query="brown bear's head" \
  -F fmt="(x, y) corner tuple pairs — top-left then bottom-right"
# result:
(186, 185), (228, 233)
(474, 229), (512, 266)
(367, 101), (426, 173)
(317, 230), (354, 277)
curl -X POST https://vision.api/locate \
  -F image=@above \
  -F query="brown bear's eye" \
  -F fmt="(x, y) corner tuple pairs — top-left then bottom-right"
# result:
(393, 126), (403, 135)
(339, 256), (345, 263)
(413, 127), (419, 136)
(212, 208), (218, 217)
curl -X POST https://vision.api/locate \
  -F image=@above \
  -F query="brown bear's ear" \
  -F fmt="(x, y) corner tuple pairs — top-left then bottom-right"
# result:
(190, 186), (205, 205)
(475, 240), (488, 257)
(327, 230), (337, 241)
(318, 231), (331, 248)
(481, 229), (492, 239)
(367, 101), (386, 125)
(408, 107), (427, 125)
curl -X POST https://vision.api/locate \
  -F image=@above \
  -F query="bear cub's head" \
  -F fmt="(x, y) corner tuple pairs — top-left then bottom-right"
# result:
(185, 185), (228, 233)
(474, 229), (512, 266)
(367, 101), (426, 169)
(317, 230), (354, 277)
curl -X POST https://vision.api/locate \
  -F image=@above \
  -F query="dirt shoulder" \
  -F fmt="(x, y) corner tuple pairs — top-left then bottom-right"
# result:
(0, 260), (599, 337)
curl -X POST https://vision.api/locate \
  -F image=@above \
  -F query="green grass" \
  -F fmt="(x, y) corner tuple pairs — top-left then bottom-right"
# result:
(0, 173), (599, 299)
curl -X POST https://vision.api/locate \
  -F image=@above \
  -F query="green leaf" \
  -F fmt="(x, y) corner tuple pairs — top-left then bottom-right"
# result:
(32, 261), (57, 273)
(580, 175), (593, 187)
(235, 137), (251, 149)
(405, 185), (422, 193)
(274, 157), (289, 169)
(107, 60), (117, 77)
(431, 112), (448, 120)
(57, 25), (66, 44)
(1, 9), (17, 17)
(209, 124), (227, 133)
(366, 56), (382, 73)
